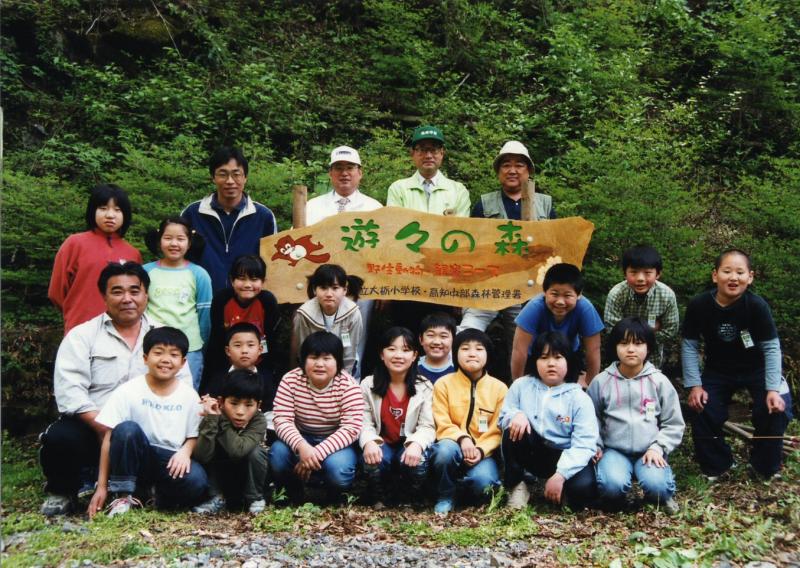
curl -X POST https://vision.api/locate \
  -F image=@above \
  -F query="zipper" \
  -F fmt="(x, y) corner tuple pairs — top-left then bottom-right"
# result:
(465, 379), (477, 443)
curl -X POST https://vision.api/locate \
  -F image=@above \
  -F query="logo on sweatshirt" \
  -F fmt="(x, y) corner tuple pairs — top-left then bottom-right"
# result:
(556, 414), (571, 424)
(390, 407), (404, 420)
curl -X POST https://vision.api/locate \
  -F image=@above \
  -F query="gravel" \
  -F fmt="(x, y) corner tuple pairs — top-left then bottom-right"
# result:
(86, 533), (533, 567)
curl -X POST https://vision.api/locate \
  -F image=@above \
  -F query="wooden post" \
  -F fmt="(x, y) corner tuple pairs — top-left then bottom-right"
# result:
(521, 164), (536, 221)
(292, 184), (308, 228)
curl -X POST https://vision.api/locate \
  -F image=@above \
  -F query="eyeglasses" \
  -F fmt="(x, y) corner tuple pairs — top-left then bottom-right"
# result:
(413, 146), (443, 156)
(214, 170), (245, 181)
(331, 164), (359, 173)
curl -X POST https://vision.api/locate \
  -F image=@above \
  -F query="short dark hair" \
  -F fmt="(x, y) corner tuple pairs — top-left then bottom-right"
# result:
(209, 146), (249, 177)
(85, 184), (133, 237)
(346, 275), (364, 301)
(419, 312), (457, 338)
(606, 317), (656, 364)
(306, 264), (347, 299)
(300, 331), (344, 374)
(220, 369), (263, 401)
(371, 327), (420, 398)
(452, 328), (492, 377)
(621, 245), (663, 272)
(226, 322), (262, 346)
(143, 326), (189, 357)
(229, 255), (267, 281)
(715, 248), (752, 271)
(528, 331), (576, 382)
(542, 263), (584, 294)
(97, 262), (150, 295)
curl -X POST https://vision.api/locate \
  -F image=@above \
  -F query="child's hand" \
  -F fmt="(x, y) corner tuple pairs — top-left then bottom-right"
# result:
(460, 438), (481, 466)
(544, 473), (565, 504)
(401, 442), (423, 467)
(363, 441), (383, 466)
(687, 386), (708, 412)
(642, 449), (666, 468)
(297, 441), (322, 472)
(166, 449), (192, 478)
(766, 391), (786, 414)
(87, 486), (107, 519)
(508, 412), (531, 442)
(199, 395), (221, 416)
(593, 448), (603, 464)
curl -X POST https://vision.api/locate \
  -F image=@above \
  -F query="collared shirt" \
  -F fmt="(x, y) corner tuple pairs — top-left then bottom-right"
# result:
(210, 193), (248, 239)
(305, 189), (383, 226)
(386, 172), (470, 216)
(53, 312), (193, 415)
(414, 171), (442, 188)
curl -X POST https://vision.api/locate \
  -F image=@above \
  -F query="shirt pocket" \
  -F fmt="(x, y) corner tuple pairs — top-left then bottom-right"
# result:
(89, 354), (123, 386)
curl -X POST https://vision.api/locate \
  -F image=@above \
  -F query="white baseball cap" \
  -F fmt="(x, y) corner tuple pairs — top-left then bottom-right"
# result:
(493, 141), (533, 172)
(329, 145), (361, 166)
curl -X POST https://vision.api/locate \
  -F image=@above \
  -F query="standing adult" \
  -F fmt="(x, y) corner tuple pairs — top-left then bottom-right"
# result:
(39, 262), (193, 516)
(305, 145), (382, 369)
(386, 125), (470, 217)
(459, 141), (556, 378)
(305, 146), (382, 225)
(182, 147), (278, 291)
(385, 126), (469, 332)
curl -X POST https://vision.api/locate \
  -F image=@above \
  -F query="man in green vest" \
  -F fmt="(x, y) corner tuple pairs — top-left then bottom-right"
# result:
(386, 125), (470, 217)
(459, 141), (556, 378)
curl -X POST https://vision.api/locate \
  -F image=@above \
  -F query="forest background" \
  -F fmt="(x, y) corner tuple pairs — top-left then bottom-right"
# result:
(2, 0), (799, 432)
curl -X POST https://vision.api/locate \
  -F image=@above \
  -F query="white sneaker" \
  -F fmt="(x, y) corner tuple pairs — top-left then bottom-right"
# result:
(247, 499), (266, 514)
(193, 495), (226, 514)
(106, 495), (142, 517)
(506, 482), (531, 509)
(41, 494), (74, 516)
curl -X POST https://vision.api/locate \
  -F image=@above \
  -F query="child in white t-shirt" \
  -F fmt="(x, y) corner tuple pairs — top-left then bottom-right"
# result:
(87, 327), (208, 518)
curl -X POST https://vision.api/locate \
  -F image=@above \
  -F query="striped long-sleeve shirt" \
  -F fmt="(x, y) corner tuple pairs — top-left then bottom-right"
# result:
(273, 367), (364, 461)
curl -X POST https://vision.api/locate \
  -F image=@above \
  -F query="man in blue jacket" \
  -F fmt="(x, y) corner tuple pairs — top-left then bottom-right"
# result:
(182, 147), (278, 291)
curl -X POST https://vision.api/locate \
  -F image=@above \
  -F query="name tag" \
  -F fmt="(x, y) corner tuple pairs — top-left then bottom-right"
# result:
(741, 330), (755, 349)
(644, 401), (656, 422)
(648, 316), (657, 328)
(260, 338), (268, 354)
(341, 332), (352, 348)
(478, 415), (489, 433)
(400, 423), (406, 437)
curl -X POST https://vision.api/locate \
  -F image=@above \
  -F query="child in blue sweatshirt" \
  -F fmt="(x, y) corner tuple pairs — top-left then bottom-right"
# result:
(588, 317), (684, 513)
(499, 331), (598, 510)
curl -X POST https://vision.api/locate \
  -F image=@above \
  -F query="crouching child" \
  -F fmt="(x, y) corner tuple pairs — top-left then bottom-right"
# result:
(88, 328), (207, 518)
(193, 370), (269, 514)
(500, 331), (598, 510)
(588, 317), (684, 513)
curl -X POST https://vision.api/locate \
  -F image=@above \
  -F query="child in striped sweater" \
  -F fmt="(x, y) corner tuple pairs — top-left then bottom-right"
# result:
(269, 331), (364, 503)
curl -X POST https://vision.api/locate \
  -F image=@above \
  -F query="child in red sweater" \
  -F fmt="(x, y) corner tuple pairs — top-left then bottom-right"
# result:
(48, 184), (143, 334)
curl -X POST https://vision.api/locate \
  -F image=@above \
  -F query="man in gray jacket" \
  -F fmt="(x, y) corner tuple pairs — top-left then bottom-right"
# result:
(39, 262), (192, 516)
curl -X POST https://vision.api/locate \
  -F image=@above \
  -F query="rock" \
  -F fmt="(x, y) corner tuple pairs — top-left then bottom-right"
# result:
(490, 552), (513, 566)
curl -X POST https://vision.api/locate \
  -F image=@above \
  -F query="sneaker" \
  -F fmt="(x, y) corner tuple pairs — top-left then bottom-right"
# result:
(106, 495), (142, 518)
(77, 482), (96, 500)
(663, 498), (680, 515)
(506, 482), (531, 510)
(248, 499), (266, 514)
(434, 499), (454, 516)
(41, 494), (74, 517)
(193, 495), (226, 514)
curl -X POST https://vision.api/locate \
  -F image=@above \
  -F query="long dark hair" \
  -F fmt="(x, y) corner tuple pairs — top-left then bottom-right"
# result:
(371, 326), (420, 398)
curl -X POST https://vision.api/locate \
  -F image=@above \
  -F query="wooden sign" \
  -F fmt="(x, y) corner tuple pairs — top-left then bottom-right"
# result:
(260, 206), (594, 309)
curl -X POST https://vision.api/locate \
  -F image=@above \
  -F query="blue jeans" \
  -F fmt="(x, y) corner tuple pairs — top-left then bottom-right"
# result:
(362, 442), (430, 493)
(691, 370), (792, 477)
(108, 421), (208, 508)
(268, 434), (357, 498)
(596, 447), (675, 506)
(430, 439), (500, 502)
(186, 350), (204, 391)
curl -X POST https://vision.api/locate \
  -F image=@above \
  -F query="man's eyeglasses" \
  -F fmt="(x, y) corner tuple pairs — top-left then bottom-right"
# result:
(413, 146), (443, 156)
(214, 170), (245, 181)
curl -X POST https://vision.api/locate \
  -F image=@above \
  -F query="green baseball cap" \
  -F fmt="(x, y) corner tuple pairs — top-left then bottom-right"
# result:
(410, 125), (445, 146)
